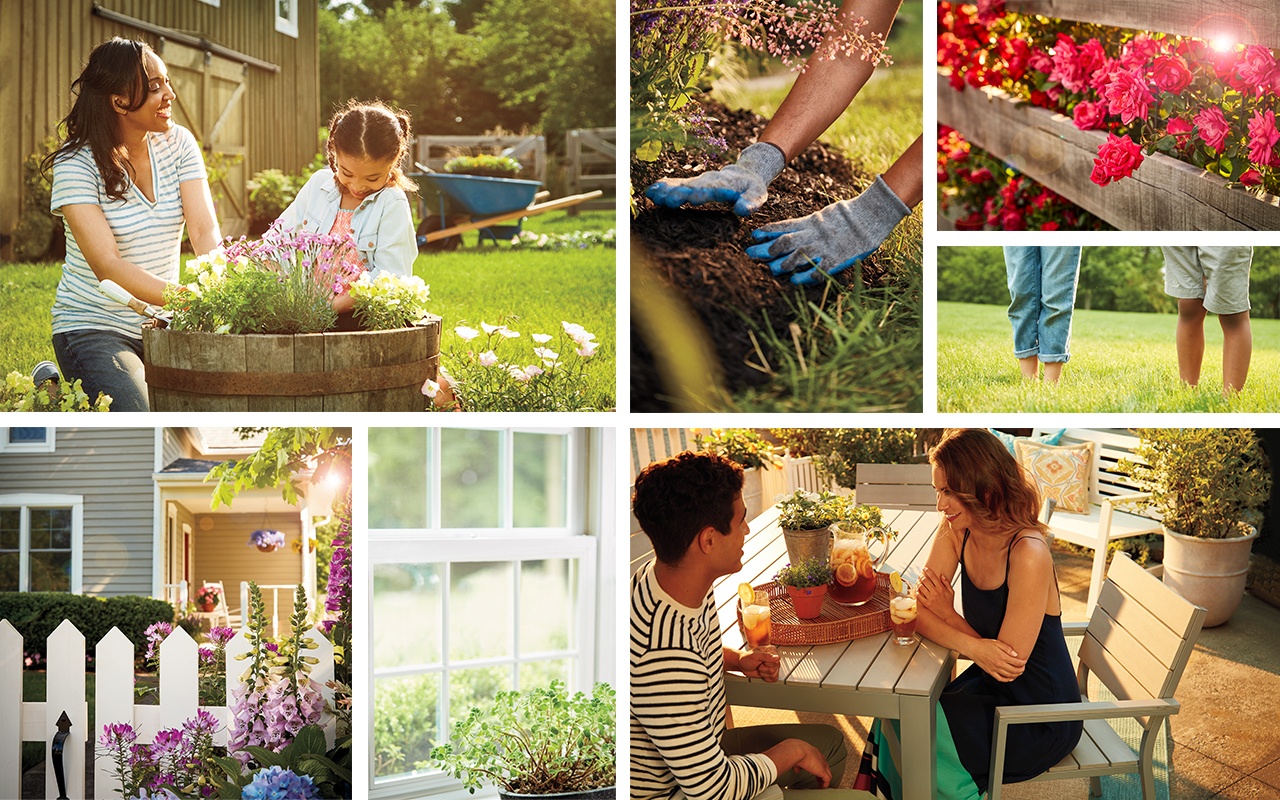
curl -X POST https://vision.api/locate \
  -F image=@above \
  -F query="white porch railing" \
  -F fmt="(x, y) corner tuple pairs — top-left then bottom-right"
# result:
(161, 580), (189, 606)
(240, 582), (307, 637)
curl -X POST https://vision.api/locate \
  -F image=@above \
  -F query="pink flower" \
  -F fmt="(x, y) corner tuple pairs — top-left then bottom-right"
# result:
(1049, 34), (1087, 93)
(1072, 101), (1106, 131)
(577, 340), (600, 358)
(1195, 106), (1231, 153)
(1151, 54), (1193, 93)
(1103, 68), (1154, 124)
(970, 167), (994, 183)
(1120, 35), (1159, 70)
(1247, 109), (1280, 166)
(478, 350), (498, 367)
(1237, 45), (1278, 94)
(454, 325), (479, 341)
(1240, 169), (1263, 186)
(1091, 134), (1145, 186)
(1166, 118), (1193, 136)
(1076, 39), (1108, 86)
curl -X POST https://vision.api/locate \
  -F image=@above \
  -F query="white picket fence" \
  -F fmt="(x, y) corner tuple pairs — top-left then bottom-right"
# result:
(0, 618), (336, 800)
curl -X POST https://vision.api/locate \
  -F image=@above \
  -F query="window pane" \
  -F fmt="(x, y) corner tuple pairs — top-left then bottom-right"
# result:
(374, 673), (439, 780)
(29, 551), (70, 592)
(448, 561), (511, 660)
(0, 509), (19, 550)
(0, 553), (17, 592)
(8, 428), (47, 443)
(513, 433), (569, 527)
(448, 665), (511, 731)
(520, 559), (572, 654)
(369, 428), (427, 528)
(31, 509), (71, 549)
(373, 564), (441, 668)
(439, 429), (500, 528)
(519, 658), (570, 691)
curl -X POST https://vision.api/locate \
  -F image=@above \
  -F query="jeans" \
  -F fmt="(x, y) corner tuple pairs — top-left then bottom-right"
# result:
(723, 722), (850, 796)
(1004, 246), (1082, 363)
(52, 329), (149, 412)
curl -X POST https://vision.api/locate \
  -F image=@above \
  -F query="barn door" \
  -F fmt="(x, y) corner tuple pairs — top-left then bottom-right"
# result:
(159, 40), (249, 237)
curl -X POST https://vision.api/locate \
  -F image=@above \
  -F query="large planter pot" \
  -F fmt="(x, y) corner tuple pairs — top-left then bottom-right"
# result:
(742, 467), (764, 522)
(785, 584), (827, 619)
(782, 527), (830, 566)
(1162, 525), (1258, 627)
(141, 316), (440, 411)
(498, 788), (615, 799)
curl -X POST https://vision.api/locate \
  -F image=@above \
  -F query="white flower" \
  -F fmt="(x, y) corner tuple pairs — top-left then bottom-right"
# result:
(532, 333), (552, 344)
(533, 347), (558, 361)
(481, 321), (503, 335)
(455, 326), (480, 341)
(805, 491), (821, 502)
(421, 378), (440, 398)
(524, 365), (545, 378)
(562, 321), (595, 346)
(576, 340), (599, 358)
(498, 327), (520, 339)
(478, 350), (498, 367)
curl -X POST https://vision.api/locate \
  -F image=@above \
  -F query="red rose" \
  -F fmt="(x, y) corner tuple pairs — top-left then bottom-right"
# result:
(1103, 68), (1155, 125)
(1072, 101), (1106, 131)
(1166, 118), (1193, 136)
(1195, 106), (1231, 153)
(1040, 221), (1060, 231)
(1090, 134), (1145, 186)
(970, 167), (994, 183)
(1152, 54), (1193, 93)
(1240, 169), (1263, 186)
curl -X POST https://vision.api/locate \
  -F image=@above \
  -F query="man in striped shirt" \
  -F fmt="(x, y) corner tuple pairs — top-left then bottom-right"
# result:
(631, 451), (851, 800)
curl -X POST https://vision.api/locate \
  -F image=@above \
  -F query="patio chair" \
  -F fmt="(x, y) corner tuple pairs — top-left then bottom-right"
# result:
(201, 580), (232, 628)
(854, 463), (935, 511)
(986, 553), (1206, 800)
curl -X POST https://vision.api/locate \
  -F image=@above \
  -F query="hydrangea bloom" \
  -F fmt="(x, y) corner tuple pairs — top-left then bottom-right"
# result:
(243, 766), (319, 800)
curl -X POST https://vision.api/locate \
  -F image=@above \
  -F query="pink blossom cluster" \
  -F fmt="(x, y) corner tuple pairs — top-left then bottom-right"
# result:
(229, 677), (325, 764)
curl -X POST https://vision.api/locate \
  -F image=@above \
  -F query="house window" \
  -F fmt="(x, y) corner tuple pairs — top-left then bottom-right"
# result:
(195, 0), (220, 6)
(369, 428), (608, 798)
(0, 428), (55, 453)
(275, 0), (299, 37)
(0, 495), (83, 593)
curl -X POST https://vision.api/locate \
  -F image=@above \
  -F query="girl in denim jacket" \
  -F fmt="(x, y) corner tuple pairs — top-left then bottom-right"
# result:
(275, 99), (418, 316)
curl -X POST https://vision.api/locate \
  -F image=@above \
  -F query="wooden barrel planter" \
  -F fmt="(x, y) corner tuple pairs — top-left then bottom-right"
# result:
(141, 315), (441, 411)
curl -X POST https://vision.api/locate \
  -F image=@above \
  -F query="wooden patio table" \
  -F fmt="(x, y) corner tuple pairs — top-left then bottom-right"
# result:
(714, 503), (956, 800)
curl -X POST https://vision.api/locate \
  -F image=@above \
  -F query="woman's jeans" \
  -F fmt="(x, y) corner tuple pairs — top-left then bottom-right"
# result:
(1004, 246), (1082, 363)
(52, 330), (149, 412)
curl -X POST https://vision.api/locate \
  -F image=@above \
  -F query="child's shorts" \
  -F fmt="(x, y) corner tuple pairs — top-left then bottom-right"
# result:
(1161, 246), (1252, 315)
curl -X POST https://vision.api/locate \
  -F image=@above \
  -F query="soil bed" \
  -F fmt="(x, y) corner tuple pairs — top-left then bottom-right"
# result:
(631, 101), (891, 410)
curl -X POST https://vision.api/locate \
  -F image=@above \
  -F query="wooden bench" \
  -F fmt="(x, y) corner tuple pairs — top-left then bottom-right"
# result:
(855, 463), (936, 512)
(1028, 428), (1162, 611)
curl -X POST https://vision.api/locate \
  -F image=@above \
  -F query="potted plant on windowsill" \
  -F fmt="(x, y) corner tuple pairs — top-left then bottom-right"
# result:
(695, 429), (784, 521)
(431, 681), (616, 798)
(776, 490), (852, 566)
(774, 557), (833, 620)
(1118, 428), (1272, 627)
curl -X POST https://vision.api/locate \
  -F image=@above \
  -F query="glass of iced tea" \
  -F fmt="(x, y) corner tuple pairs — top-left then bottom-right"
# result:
(890, 583), (918, 645)
(739, 586), (772, 649)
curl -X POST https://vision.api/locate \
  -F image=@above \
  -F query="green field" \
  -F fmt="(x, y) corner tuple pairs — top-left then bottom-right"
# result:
(938, 301), (1280, 412)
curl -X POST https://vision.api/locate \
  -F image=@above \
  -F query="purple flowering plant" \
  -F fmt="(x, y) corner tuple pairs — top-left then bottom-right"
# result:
(248, 529), (286, 551)
(98, 711), (219, 799)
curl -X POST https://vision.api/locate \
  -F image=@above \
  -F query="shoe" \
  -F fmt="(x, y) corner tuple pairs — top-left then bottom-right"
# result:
(31, 361), (60, 386)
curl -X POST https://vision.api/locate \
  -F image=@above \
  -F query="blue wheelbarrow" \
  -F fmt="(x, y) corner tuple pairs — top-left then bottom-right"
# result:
(411, 167), (603, 250)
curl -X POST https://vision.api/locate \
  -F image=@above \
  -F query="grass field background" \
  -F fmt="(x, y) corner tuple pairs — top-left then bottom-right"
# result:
(939, 300), (1280, 412)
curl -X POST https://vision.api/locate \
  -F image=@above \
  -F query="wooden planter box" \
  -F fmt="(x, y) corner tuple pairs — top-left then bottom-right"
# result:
(937, 71), (1280, 230)
(142, 316), (441, 411)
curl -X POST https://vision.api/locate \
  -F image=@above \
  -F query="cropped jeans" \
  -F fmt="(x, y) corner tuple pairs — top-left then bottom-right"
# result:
(52, 329), (149, 412)
(1004, 246), (1082, 363)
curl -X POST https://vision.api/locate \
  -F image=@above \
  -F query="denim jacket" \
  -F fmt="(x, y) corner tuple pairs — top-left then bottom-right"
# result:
(275, 168), (416, 278)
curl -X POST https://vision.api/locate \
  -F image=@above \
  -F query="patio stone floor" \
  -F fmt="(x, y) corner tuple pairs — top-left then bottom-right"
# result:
(730, 546), (1280, 798)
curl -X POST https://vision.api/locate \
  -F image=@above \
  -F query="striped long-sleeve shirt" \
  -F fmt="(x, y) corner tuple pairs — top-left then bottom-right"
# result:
(630, 561), (776, 800)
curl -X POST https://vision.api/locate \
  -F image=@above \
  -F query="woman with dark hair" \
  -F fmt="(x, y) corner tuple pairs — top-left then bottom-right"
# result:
(860, 428), (1081, 799)
(44, 37), (222, 411)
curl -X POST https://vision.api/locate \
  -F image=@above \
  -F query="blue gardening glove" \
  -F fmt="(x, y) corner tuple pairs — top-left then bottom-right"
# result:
(745, 175), (910, 286)
(645, 142), (786, 216)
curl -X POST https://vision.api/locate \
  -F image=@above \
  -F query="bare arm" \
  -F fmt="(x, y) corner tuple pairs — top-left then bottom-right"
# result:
(997, 536), (1055, 662)
(60, 204), (171, 306)
(180, 178), (223, 256)
(762, 738), (832, 789)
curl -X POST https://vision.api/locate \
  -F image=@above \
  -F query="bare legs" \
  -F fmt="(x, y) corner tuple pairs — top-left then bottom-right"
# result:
(1017, 357), (1063, 384)
(1175, 298), (1251, 395)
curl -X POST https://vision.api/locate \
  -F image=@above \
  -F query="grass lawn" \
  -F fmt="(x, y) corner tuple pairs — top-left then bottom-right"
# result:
(0, 209), (616, 410)
(938, 300), (1280, 411)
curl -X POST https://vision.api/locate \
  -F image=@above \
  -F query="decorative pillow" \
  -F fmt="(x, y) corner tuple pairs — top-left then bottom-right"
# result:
(1014, 439), (1093, 514)
(990, 428), (1066, 456)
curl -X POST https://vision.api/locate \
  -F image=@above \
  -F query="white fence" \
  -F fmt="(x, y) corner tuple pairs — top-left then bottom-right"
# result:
(0, 618), (335, 800)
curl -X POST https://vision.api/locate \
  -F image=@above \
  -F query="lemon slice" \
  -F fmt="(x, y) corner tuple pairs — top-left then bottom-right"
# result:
(738, 582), (756, 607)
(889, 571), (903, 595)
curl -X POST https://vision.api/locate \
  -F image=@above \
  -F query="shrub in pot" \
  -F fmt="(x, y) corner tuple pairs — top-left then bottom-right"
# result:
(776, 490), (851, 565)
(444, 154), (524, 179)
(696, 429), (783, 521)
(775, 557), (833, 619)
(1118, 428), (1272, 626)
(431, 681), (616, 798)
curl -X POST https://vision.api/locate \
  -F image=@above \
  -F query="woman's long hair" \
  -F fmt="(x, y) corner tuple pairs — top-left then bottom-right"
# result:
(325, 99), (418, 192)
(929, 428), (1049, 538)
(42, 38), (153, 203)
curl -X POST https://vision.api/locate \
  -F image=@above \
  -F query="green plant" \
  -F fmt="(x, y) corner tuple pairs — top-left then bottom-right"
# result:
(348, 272), (433, 330)
(431, 680), (615, 794)
(210, 725), (351, 799)
(814, 429), (918, 490)
(774, 556), (832, 588)
(0, 593), (174, 664)
(769, 429), (826, 458)
(443, 154), (523, 177)
(247, 168), (303, 227)
(12, 137), (62, 262)
(695, 428), (782, 470)
(2, 370), (112, 412)
(776, 489), (851, 530)
(840, 504), (897, 544)
(1117, 429), (1272, 539)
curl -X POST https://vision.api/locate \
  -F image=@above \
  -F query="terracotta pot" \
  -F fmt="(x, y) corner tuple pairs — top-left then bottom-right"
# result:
(782, 527), (830, 566)
(1162, 525), (1257, 627)
(198, 601), (216, 612)
(785, 584), (827, 619)
(256, 543), (278, 553)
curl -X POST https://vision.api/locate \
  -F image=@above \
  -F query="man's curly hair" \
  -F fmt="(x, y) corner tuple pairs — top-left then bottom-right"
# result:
(633, 451), (744, 565)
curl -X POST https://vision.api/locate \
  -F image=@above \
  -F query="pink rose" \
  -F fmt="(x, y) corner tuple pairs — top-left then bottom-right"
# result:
(1120, 35), (1159, 70)
(1247, 109), (1280, 167)
(1072, 101), (1106, 130)
(1091, 134), (1145, 186)
(1166, 118), (1193, 136)
(1041, 221), (1060, 231)
(1076, 39), (1108, 86)
(1049, 34), (1087, 93)
(1240, 169), (1263, 186)
(1028, 51), (1054, 75)
(1195, 106), (1231, 152)
(1151, 54), (1193, 93)
(1237, 45), (1278, 94)
(1090, 59), (1119, 93)
(1103, 68), (1155, 124)
(970, 167), (994, 183)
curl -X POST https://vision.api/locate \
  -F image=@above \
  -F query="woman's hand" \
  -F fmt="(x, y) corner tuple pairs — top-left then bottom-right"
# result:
(968, 638), (1027, 682)
(916, 566), (956, 620)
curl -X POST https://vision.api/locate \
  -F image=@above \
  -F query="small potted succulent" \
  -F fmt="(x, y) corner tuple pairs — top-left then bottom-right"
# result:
(774, 557), (833, 619)
(196, 583), (222, 612)
(432, 681), (615, 798)
(696, 429), (783, 521)
(1118, 428), (1272, 627)
(776, 490), (852, 565)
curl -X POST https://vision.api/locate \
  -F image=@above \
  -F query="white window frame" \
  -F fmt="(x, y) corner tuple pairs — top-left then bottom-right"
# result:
(367, 428), (610, 800)
(275, 0), (299, 38)
(0, 428), (55, 453)
(195, 0), (220, 7)
(0, 493), (84, 593)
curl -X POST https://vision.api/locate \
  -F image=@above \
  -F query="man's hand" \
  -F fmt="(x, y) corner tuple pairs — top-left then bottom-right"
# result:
(745, 175), (910, 286)
(644, 142), (785, 217)
(763, 738), (832, 788)
(736, 647), (781, 682)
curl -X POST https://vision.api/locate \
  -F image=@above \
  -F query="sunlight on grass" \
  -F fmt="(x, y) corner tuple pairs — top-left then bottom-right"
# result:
(0, 263), (60, 372)
(939, 301), (1280, 411)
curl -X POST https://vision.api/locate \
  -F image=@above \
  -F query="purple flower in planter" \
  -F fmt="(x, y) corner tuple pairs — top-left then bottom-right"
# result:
(249, 529), (286, 551)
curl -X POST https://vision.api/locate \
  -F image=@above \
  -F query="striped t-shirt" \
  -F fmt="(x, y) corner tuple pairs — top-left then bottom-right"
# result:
(630, 561), (777, 800)
(50, 124), (206, 338)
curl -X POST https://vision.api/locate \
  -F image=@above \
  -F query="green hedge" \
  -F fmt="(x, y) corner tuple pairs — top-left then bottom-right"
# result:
(0, 593), (175, 664)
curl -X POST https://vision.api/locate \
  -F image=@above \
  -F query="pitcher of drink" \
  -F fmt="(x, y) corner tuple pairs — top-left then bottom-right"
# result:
(828, 522), (889, 606)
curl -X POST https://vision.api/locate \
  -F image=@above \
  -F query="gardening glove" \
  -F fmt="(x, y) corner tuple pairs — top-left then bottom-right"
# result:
(745, 175), (910, 287)
(644, 142), (786, 216)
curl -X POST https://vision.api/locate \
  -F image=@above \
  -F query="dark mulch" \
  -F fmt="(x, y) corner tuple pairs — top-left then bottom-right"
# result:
(630, 101), (890, 411)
